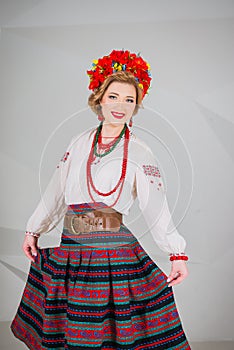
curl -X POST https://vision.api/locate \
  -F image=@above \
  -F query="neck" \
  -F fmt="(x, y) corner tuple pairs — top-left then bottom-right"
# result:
(101, 121), (126, 138)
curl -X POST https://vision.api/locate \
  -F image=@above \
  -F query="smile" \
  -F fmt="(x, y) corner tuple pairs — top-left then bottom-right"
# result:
(111, 111), (125, 119)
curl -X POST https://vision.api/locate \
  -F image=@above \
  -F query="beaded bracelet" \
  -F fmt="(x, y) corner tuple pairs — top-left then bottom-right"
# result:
(169, 253), (188, 261)
(25, 231), (40, 238)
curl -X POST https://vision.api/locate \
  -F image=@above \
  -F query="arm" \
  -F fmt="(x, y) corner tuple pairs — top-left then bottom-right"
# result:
(135, 145), (189, 286)
(25, 136), (76, 237)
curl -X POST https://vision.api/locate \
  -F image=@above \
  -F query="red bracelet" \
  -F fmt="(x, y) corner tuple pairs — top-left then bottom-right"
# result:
(169, 253), (188, 261)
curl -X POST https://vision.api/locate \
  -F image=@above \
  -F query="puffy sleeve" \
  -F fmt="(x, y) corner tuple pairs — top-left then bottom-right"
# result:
(135, 145), (187, 255)
(25, 136), (76, 237)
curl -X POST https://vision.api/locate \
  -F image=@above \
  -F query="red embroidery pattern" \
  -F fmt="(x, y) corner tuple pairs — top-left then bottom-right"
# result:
(142, 164), (161, 177)
(56, 151), (70, 168)
(142, 164), (163, 191)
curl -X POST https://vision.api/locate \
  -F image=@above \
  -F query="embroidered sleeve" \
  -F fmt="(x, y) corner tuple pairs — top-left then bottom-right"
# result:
(135, 146), (187, 255)
(56, 151), (70, 169)
(25, 136), (75, 237)
(142, 164), (163, 191)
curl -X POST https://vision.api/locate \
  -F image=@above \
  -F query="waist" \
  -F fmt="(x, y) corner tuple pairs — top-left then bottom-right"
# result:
(64, 202), (123, 235)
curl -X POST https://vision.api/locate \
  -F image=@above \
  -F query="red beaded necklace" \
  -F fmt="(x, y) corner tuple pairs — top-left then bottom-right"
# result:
(98, 133), (120, 149)
(86, 123), (130, 207)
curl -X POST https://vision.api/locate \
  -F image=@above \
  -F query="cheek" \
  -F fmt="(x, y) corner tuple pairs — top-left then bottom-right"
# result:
(101, 103), (113, 116)
(127, 103), (136, 113)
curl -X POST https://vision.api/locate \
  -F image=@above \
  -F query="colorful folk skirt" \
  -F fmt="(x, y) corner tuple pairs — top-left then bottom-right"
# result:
(10, 202), (191, 349)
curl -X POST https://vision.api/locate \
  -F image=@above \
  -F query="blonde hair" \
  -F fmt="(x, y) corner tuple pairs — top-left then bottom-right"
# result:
(88, 71), (143, 117)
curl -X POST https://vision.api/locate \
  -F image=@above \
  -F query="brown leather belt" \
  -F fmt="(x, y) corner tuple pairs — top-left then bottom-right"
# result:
(64, 207), (123, 235)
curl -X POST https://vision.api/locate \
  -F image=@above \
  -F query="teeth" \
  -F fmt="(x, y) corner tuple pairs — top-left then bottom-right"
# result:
(112, 112), (124, 116)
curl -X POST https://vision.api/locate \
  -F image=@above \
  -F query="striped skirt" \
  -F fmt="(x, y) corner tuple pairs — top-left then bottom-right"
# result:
(10, 202), (191, 349)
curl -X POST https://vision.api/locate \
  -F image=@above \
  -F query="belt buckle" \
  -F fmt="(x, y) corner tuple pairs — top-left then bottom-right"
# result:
(70, 215), (81, 235)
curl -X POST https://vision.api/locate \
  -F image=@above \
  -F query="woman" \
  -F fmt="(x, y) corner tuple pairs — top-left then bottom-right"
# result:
(11, 49), (191, 349)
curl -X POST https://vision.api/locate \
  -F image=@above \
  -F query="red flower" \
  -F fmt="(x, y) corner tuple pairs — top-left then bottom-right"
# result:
(87, 49), (152, 98)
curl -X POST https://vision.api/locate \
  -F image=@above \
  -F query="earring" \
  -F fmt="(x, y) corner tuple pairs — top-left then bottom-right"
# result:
(129, 117), (133, 127)
(98, 114), (104, 121)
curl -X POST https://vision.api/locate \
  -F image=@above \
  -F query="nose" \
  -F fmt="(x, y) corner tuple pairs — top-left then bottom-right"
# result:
(113, 100), (129, 109)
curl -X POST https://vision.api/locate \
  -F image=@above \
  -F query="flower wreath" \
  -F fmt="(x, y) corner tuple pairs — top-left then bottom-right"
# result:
(86, 49), (152, 99)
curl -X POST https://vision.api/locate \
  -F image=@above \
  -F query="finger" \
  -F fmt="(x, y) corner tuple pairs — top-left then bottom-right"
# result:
(24, 249), (36, 263)
(168, 275), (185, 287)
(31, 245), (38, 257)
(23, 245), (36, 263)
(167, 271), (180, 282)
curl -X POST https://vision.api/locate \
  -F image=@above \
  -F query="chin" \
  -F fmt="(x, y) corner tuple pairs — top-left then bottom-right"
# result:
(108, 119), (126, 126)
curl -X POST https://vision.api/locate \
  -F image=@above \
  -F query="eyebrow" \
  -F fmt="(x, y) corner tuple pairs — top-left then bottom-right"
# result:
(109, 92), (135, 98)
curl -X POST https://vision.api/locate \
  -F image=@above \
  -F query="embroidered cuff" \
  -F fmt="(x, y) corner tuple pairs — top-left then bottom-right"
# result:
(25, 231), (41, 238)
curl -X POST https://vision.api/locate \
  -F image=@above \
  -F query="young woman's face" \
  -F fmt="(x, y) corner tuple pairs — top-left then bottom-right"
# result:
(100, 81), (137, 126)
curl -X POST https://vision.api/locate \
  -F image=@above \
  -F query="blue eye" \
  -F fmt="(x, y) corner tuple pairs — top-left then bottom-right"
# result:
(108, 95), (134, 103)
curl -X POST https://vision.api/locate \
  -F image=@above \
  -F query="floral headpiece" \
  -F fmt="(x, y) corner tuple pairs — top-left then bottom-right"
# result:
(87, 49), (152, 99)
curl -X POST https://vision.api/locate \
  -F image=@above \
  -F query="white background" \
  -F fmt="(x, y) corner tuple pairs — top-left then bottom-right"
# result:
(0, 0), (234, 348)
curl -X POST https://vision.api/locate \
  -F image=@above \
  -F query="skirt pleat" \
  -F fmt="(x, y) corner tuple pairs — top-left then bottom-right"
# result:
(11, 203), (191, 349)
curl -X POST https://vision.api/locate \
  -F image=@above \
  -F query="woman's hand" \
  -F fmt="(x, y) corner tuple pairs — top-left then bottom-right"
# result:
(167, 260), (189, 287)
(22, 235), (39, 263)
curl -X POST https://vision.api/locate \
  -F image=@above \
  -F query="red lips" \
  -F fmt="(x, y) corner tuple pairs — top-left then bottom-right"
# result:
(111, 111), (125, 119)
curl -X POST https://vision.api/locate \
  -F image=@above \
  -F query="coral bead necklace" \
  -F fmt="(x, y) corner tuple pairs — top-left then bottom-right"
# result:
(94, 121), (126, 157)
(86, 121), (130, 207)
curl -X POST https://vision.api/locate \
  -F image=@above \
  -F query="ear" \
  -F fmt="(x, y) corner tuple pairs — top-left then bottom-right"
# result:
(96, 104), (102, 112)
(98, 99), (103, 108)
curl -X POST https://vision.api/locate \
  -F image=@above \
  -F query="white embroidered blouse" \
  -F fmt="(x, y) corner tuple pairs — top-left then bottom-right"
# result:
(25, 126), (187, 255)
